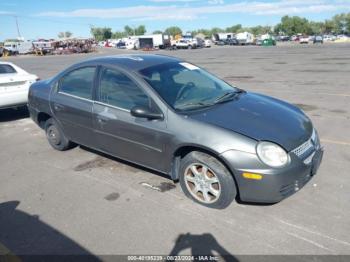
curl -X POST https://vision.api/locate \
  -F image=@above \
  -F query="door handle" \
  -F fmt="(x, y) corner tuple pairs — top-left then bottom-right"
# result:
(97, 115), (109, 124)
(54, 104), (65, 111)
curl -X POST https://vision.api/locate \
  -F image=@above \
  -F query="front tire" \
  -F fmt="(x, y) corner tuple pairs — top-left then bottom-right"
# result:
(179, 151), (237, 209)
(45, 118), (74, 151)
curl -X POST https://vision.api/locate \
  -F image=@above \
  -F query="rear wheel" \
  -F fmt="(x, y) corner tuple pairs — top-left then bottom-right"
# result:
(45, 118), (74, 151)
(179, 151), (237, 209)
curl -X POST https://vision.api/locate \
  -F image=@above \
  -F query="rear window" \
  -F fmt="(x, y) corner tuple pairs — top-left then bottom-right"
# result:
(0, 64), (17, 74)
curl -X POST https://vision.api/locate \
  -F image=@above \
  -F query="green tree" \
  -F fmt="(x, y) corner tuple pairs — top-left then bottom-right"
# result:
(90, 27), (112, 41)
(112, 31), (127, 39)
(124, 25), (134, 36)
(332, 13), (350, 34)
(58, 31), (73, 39)
(153, 30), (163, 34)
(274, 15), (311, 35)
(164, 26), (182, 37)
(225, 24), (242, 33)
(134, 25), (146, 35)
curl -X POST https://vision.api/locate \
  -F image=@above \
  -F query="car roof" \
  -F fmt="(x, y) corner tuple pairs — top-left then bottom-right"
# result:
(83, 54), (182, 71)
(0, 61), (14, 65)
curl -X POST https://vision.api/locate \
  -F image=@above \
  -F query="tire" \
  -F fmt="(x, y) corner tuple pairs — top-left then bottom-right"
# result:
(179, 151), (237, 209)
(45, 118), (74, 151)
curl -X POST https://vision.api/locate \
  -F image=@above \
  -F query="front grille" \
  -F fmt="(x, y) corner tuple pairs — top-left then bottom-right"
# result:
(292, 139), (313, 158)
(291, 129), (320, 161)
(0, 81), (27, 87)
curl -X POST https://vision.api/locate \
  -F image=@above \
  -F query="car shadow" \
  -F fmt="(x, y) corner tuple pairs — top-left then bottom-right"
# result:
(79, 145), (172, 181)
(0, 201), (100, 261)
(169, 233), (238, 261)
(0, 106), (29, 122)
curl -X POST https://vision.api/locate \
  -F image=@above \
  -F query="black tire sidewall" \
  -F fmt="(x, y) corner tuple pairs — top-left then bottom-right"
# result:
(45, 118), (71, 151)
(179, 151), (237, 209)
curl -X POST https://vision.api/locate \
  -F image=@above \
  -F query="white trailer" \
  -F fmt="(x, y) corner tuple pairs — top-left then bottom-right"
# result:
(3, 41), (33, 54)
(236, 32), (255, 45)
(212, 33), (235, 42)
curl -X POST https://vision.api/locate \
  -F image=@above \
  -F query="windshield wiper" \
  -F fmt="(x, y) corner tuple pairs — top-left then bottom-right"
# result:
(214, 90), (244, 104)
(176, 101), (214, 111)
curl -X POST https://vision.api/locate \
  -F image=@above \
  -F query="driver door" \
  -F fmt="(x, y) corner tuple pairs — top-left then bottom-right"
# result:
(92, 66), (170, 172)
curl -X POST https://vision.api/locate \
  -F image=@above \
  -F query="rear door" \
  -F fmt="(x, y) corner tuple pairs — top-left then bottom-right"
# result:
(92, 66), (170, 171)
(50, 66), (96, 147)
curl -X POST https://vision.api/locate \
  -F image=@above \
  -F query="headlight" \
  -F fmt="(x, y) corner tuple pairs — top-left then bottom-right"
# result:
(256, 141), (289, 168)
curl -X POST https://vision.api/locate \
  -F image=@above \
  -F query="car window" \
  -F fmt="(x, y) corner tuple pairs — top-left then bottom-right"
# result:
(0, 64), (17, 74)
(59, 67), (95, 99)
(98, 68), (149, 110)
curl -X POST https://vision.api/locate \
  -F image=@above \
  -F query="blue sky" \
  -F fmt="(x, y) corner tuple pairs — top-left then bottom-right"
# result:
(0, 0), (349, 40)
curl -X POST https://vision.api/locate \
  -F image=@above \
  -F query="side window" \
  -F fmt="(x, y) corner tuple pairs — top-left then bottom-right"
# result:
(99, 68), (149, 110)
(59, 67), (95, 99)
(0, 64), (16, 74)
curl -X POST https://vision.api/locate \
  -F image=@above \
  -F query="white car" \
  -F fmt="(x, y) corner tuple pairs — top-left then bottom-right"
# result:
(299, 36), (309, 44)
(0, 62), (38, 109)
(204, 39), (212, 48)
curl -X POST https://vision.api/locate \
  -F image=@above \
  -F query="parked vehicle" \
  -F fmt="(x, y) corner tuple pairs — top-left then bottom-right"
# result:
(323, 35), (336, 42)
(125, 38), (140, 50)
(32, 40), (55, 54)
(299, 36), (309, 44)
(236, 32), (254, 45)
(116, 41), (126, 49)
(4, 40), (33, 55)
(224, 38), (239, 45)
(172, 39), (197, 49)
(313, 36), (323, 44)
(28, 54), (323, 209)
(212, 33), (235, 43)
(204, 39), (211, 48)
(0, 62), (38, 109)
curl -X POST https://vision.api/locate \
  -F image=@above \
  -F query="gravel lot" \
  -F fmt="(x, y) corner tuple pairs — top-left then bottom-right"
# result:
(1, 43), (350, 259)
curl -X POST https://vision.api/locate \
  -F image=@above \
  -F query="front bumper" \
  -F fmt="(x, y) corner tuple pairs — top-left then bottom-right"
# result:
(221, 147), (324, 203)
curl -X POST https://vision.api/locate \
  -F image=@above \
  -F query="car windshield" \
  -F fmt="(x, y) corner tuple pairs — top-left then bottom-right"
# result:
(139, 62), (239, 111)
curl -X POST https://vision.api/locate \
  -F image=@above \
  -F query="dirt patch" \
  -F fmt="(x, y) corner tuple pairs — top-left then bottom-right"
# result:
(294, 103), (318, 111)
(314, 57), (350, 61)
(74, 156), (113, 171)
(104, 192), (120, 201)
(224, 75), (254, 81)
(140, 182), (176, 192)
(329, 109), (347, 114)
(157, 182), (176, 192)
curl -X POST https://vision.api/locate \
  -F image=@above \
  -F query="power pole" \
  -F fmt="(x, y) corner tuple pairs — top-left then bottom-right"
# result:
(15, 16), (22, 39)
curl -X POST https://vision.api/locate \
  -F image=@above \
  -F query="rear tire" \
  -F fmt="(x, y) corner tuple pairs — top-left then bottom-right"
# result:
(179, 151), (237, 209)
(45, 118), (74, 151)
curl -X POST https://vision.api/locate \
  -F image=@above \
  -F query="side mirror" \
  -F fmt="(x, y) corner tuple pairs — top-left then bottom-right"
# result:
(131, 106), (164, 120)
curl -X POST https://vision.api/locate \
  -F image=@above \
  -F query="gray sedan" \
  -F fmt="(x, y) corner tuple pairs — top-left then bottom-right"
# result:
(28, 54), (323, 209)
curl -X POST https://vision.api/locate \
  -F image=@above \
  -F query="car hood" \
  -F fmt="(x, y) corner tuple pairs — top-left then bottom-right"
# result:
(188, 92), (313, 151)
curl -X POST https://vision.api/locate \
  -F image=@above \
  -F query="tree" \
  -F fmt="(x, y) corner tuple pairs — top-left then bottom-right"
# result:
(153, 30), (163, 34)
(274, 15), (311, 35)
(58, 31), (73, 39)
(124, 25), (134, 36)
(332, 13), (350, 34)
(90, 27), (112, 41)
(112, 31), (127, 39)
(225, 24), (242, 33)
(134, 25), (146, 35)
(164, 26), (182, 37)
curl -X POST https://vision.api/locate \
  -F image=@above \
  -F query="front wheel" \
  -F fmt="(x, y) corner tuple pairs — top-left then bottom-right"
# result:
(179, 151), (237, 209)
(45, 118), (74, 151)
